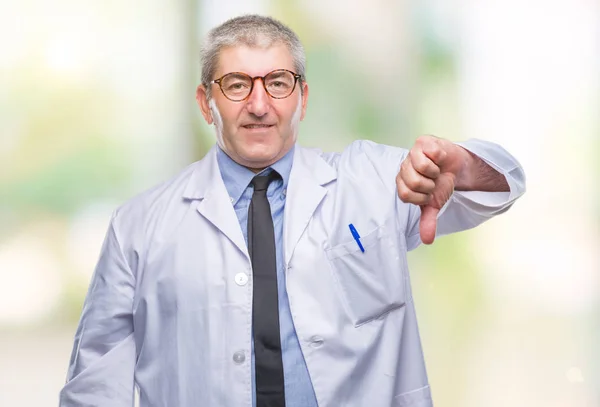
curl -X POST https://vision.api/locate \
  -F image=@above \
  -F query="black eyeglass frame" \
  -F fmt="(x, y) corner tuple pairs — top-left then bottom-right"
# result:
(210, 69), (303, 102)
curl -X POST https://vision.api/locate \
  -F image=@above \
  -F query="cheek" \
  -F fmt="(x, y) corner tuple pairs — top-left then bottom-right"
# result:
(275, 101), (301, 124)
(219, 108), (241, 130)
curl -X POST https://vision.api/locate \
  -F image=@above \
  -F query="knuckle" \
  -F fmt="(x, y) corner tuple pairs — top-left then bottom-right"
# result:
(405, 152), (416, 167)
(426, 182), (436, 194)
(414, 158), (429, 174)
(417, 134), (435, 144)
(398, 185), (411, 202)
(395, 173), (403, 189)
(417, 134), (430, 143)
(409, 176), (423, 191)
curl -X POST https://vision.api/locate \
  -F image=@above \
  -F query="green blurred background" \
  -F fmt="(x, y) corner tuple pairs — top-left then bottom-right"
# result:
(1, 0), (598, 406)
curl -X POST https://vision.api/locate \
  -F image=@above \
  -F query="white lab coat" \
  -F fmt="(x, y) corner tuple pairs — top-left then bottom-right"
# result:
(60, 139), (525, 407)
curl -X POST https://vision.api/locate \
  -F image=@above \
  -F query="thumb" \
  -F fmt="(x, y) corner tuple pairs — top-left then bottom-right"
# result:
(419, 205), (439, 245)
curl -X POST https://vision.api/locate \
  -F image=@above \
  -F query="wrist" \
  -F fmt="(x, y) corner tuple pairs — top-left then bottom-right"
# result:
(453, 145), (476, 191)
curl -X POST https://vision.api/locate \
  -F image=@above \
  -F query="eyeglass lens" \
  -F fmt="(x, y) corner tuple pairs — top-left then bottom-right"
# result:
(220, 71), (296, 100)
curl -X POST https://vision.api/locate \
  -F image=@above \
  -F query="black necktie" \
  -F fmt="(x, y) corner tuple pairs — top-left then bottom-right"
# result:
(248, 171), (286, 407)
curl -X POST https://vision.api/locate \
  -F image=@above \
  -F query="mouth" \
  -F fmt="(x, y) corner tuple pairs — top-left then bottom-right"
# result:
(242, 124), (275, 130)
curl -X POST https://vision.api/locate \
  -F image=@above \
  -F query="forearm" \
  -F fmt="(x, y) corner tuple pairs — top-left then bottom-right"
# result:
(61, 217), (137, 406)
(455, 146), (510, 192)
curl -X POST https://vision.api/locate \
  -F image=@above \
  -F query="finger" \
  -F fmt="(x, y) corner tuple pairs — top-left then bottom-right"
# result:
(397, 179), (431, 205)
(421, 139), (448, 168)
(410, 149), (441, 179)
(419, 205), (439, 245)
(400, 158), (436, 194)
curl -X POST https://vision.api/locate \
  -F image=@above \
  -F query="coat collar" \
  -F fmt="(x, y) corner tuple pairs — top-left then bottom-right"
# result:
(181, 144), (337, 263)
(182, 144), (336, 200)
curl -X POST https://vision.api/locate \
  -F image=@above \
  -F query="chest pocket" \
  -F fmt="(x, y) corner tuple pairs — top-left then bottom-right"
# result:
(325, 224), (406, 327)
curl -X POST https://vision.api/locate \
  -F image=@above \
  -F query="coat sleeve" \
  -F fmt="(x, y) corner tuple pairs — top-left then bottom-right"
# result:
(59, 213), (137, 407)
(355, 138), (525, 251)
(404, 138), (526, 250)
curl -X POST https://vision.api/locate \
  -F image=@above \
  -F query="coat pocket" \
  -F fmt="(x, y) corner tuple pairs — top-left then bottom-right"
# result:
(394, 385), (433, 407)
(325, 224), (406, 327)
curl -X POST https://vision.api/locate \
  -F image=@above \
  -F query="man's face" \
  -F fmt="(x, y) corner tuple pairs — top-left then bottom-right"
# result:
(197, 44), (309, 171)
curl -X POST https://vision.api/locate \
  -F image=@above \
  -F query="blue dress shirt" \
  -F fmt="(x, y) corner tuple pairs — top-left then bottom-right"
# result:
(216, 145), (319, 407)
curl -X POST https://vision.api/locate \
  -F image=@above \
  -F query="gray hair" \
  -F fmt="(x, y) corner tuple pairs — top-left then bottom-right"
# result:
(200, 15), (306, 99)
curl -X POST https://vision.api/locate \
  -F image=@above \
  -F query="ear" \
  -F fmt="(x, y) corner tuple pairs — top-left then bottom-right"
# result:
(300, 81), (309, 121)
(196, 84), (213, 125)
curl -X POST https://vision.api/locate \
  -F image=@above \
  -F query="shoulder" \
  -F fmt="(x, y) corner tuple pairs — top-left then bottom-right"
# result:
(108, 157), (205, 257)
(306, 139), (408, 175)
(114, 160), (199, 224)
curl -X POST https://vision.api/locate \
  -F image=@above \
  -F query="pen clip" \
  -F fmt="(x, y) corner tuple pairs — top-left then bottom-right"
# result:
(348, 224), (365, 253)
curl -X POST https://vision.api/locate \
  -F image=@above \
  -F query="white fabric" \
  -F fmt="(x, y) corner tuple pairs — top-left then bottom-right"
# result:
(60, 139), (526, 407)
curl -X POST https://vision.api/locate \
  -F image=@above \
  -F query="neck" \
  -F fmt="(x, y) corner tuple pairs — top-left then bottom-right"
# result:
(247, 166), (266, 174)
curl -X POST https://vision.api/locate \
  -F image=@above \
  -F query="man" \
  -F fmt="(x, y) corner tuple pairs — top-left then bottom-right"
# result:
(60, 14), (525, 407)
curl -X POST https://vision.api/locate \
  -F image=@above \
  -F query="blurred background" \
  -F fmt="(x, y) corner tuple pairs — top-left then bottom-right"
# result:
(1, 0), (598, 406)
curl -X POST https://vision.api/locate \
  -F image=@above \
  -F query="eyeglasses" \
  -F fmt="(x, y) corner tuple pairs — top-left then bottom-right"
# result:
(210, 69), (302, 102)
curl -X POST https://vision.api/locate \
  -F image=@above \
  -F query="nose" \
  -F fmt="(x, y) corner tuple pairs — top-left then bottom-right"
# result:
(245, 78), (270, 117)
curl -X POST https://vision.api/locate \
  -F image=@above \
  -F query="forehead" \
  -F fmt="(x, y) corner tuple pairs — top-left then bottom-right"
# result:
(216, 44), (295, 77)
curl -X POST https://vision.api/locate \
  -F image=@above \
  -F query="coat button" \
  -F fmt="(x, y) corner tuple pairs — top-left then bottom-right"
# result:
(234, 273), (248, 286)
(309, 336), (324, 348)
(233, 350), (246, 364)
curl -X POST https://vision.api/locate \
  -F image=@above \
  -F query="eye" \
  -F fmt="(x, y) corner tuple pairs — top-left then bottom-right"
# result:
(226, 82), (249, 91)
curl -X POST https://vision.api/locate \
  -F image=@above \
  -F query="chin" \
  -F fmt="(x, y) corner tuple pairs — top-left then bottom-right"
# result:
(227, 135), (292, 168)
(242, 152), (278, 168)
(243, 141), (280, 158)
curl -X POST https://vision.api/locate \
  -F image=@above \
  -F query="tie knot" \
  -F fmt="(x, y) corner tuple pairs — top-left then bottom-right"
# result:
(251, 171), (280, 192)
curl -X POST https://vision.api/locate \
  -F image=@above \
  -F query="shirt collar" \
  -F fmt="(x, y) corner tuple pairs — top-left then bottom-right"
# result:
(216, 144), (295, 205)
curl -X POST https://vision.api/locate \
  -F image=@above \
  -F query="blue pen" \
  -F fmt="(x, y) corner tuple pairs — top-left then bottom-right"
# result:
(348, 224), (365, 253)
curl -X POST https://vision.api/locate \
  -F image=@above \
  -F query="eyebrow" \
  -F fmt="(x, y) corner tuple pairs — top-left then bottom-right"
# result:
(266, 71), (287, 79)
(223, 73), (251, 81)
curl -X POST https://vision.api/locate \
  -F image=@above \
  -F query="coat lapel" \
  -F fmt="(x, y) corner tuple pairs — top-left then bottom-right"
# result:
(284, 146), (337, 265)
(182, 146), (249, 260)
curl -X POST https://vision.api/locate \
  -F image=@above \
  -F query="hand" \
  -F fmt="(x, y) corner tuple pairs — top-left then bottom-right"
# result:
(396, 135), (467, 245)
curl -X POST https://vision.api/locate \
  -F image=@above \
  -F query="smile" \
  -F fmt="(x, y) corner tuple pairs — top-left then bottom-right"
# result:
(243, 124), (274, 129)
